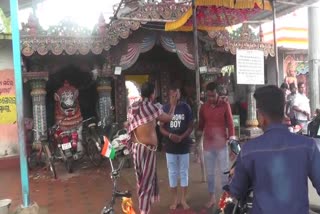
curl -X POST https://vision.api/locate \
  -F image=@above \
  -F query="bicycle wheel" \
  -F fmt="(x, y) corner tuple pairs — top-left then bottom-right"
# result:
(44, 144), (57, 179)
(27, 151), (38, 169)
(48, 159), (57, 179)
(86, 137), (103, 167)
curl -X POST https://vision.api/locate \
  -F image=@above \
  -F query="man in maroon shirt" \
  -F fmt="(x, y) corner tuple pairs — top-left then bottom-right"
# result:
(198, 82), (236, 208)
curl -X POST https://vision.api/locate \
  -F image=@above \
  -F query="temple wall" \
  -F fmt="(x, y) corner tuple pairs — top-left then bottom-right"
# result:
(0, 40), (13, 68)
(0, 40), (18, 158)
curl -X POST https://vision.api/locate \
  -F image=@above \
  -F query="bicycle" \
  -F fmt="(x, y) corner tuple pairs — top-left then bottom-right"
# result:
(82, 116), (104, 167)
(28, 129), (57, 179)
(101, 155), (134, 214)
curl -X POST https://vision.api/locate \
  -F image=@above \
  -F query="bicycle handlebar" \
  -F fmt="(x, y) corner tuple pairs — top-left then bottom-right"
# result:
(82, 116), (95, 124)
(109, 157), (127, 179)
(117, 158), (125, 172)
(50, 117), (95, 133)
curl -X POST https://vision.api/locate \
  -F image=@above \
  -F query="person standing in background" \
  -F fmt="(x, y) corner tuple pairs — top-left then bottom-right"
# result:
(197, 82), (236, 208)
(292, 82), (310, 132)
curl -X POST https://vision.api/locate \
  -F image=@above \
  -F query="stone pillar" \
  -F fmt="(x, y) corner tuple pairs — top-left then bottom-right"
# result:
(244, 85), (262, 138)
(96, 77), (114, 126)
(23, 72), (49, 143)
(308, 7), (320, 114)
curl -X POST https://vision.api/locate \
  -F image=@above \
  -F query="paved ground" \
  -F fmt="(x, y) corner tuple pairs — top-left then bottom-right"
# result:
(1, 159), (129, 214)
(1, 151), (319, 214)
(0, 152), (221, 214)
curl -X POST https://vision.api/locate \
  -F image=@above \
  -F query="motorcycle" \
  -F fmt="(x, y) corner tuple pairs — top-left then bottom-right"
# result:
(107, 125), (131, 168)
(95, 117), (132, 168)
(49, 117), (94, 173)
(288, 124), (303, 134)
(215, 139), (253, 214)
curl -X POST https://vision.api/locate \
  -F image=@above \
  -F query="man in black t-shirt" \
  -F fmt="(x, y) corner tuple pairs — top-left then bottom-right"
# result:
(160, 84), (193, 210)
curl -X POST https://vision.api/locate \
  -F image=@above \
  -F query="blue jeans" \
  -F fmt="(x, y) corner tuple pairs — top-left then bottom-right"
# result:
(314, 138), (320, 151)
(204, 146), (229, 193)
(166, 153), (190, 188)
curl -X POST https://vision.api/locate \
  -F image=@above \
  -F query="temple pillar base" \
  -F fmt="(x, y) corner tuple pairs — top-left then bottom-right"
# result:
(14, 202), (40, 214)
(243, 85), (263, 139)
(242, 127), (263, 139)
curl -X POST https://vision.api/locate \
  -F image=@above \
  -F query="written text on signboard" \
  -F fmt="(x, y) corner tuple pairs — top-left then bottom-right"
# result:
(236, 49), (264, 85)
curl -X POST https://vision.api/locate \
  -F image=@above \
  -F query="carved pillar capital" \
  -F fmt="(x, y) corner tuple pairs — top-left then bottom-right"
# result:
(29, 79), (47, 96)
(96, 77), (112, 93)
(23, 72), (49, 95)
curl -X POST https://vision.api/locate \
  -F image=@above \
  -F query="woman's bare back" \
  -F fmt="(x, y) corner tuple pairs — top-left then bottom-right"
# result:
(133, 120), (158, 146)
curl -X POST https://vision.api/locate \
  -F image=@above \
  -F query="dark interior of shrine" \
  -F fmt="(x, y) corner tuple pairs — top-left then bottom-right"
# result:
(128, 45), (197, 102)
(45, 65), (99, 127)
(23, 53), (106, 127)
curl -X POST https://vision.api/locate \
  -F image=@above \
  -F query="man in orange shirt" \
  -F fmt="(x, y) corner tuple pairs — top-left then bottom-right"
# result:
(198, 82), (236, 208)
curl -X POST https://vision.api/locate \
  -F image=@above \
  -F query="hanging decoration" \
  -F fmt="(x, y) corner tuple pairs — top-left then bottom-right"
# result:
(165, 0), (271, 31)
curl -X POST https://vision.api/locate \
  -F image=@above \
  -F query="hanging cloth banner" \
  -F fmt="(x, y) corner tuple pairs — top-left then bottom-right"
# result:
(165, 0), (272, 32)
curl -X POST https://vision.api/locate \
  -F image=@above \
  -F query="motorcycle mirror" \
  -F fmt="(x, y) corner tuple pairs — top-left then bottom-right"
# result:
(229, 139), (241, 155)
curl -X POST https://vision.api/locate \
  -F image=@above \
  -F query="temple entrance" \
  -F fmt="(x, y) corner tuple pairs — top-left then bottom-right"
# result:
(115, 45), (196, 122)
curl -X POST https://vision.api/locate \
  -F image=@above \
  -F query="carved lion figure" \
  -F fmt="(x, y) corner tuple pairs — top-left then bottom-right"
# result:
(54, 81), (83, 131)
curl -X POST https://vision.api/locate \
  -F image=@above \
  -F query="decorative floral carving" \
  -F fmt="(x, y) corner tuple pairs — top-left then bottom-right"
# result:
(205, 24), (275, 57)
(147, 2), (189, 20)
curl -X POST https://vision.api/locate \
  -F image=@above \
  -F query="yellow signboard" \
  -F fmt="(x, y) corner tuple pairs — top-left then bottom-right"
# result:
(0, 95), (16, 124)
(0, 70), (16, 124)
(125, 75), (149, 86)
